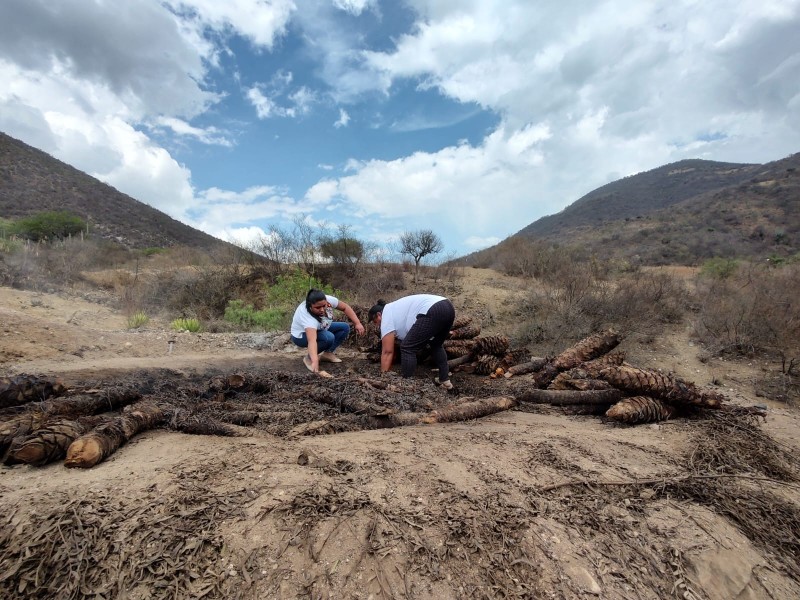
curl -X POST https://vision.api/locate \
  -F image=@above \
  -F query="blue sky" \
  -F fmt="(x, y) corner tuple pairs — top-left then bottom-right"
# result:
(1, 0), (799, 259)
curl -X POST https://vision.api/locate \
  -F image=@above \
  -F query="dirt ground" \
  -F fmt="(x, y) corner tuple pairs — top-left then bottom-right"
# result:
(2, 270), (800, 599)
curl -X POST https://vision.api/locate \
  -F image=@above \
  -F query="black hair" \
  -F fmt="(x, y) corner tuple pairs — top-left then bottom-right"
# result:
(368, 299), (387, 323)
(305, 289), (328, 321)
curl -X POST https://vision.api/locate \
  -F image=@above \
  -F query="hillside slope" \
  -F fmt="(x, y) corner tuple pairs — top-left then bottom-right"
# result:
(0, 132), (228, 250)
(466, 152), (800, 265)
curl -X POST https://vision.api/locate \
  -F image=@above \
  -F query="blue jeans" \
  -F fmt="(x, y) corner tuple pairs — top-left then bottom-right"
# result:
(291, 322), (350, 353)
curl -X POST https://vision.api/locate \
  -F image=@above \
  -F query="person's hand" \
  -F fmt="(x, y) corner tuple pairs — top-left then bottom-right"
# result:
(310, 356), (320, 372)
(355, 322), (365, 336)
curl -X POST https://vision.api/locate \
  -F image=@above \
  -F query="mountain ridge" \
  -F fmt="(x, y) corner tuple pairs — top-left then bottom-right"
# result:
(0, 131), (230, 251)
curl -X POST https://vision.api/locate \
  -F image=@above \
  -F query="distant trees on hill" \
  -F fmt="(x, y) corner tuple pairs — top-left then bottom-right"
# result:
(5, 210), (87, 242)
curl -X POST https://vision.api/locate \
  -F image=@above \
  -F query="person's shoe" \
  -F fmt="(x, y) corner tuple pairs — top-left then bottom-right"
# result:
(303, 355), (314, 372)
(319, 352), (342, 363)
(434, 377), (454, 390)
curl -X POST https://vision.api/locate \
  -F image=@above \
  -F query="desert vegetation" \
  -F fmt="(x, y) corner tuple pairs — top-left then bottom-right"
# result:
(1, 210), (797, 404)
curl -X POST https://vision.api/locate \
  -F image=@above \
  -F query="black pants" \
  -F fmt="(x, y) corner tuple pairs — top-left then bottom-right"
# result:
(400, 299), (455, 380)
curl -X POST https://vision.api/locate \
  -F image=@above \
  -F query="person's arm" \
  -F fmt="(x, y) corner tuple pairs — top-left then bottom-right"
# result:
(380, 332), (396, 373)
(305, 326), (320, 372)
(336, 300), (365, 335)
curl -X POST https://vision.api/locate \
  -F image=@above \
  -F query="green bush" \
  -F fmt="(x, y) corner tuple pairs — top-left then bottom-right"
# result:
(222, 269), (340, 332)
(10, 211), (87, 242)
(700, 257), (738, 279)
(265, 268), (336, 306)
(127, 311), (149, 329)
(171, 317), (202, 332)
(224, 300), (286, 330)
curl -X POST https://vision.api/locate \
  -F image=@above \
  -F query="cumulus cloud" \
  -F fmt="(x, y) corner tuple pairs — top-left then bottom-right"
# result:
(162, 0), (296, 49)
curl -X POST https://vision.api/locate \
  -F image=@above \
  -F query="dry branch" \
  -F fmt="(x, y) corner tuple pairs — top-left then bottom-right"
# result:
(64, 401), (171, 468)
(516, 388), (622, 406)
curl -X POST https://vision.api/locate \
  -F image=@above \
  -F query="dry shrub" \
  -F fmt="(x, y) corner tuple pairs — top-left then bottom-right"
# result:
(1, 238), (133, 290)
(513, 263), (688, 351)
(693, 262), (800, 365)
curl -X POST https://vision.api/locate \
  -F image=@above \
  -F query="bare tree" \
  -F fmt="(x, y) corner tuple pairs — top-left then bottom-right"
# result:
(399, 229), (444, 283)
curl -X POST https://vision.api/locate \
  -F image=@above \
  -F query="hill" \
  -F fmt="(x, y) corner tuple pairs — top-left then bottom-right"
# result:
(0, 131), (229, 251)
(467, 153), (800, 266)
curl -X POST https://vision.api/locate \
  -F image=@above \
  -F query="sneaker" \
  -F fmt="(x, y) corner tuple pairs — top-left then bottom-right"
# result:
(319, 351), (342, 363)
(434, 377), (454, 390)
(303, 355), (314, 372)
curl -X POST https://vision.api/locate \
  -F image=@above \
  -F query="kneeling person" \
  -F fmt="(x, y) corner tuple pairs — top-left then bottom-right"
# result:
(291, 289), (365, 374)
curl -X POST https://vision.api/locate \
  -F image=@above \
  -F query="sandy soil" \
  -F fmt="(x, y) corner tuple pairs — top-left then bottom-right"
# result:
(1, 271), (799, 599)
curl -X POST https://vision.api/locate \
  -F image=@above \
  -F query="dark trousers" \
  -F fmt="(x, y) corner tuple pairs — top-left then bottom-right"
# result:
(400, 299), (455, 380)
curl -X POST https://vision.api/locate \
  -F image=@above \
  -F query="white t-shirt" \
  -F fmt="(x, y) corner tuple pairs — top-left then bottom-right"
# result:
(380, 294), (446, 341)
(291, 295), (339, 337)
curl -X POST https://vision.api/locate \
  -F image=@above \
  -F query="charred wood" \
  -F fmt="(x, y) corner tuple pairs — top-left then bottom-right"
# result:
(64, 401), (171, 468)
(516, 388), (622, 406)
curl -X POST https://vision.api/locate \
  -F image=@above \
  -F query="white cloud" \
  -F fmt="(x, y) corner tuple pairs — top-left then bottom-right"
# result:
(163, 0), (296, 49)
(154, 116), (233, 146)
(305, 122), (559, 245)
(334, 108), (350, 128)
(332, 0), (376, 16)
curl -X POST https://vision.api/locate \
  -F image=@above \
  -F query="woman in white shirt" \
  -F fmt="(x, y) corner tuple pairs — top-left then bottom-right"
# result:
(291, 289), (365, 374)
(367, 294), (455, 388)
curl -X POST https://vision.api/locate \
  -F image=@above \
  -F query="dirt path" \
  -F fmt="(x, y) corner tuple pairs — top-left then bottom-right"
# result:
(2, 278), (799, 599)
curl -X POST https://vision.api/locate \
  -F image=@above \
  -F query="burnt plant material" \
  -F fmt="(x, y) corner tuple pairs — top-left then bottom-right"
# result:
(206, 373), (274, 397)
(530, 363), (560, 388)
(690, 410), (800, 481)
(516, 388), (622, 406)
(605, 396), (677, 424)
(0, 411), (47, 458)
(215, 410), (259, 426)
(599, 365), (725, 408)
(443, 339), (477, 359)
(421, 396), (517, 423)
(307, 386), (396, 417)
(660, 478), (800, 580)
(558, 403), (613, 416)
(552, 329), (622, 371)
(169, 410), (251, 437)
(0, 387), (142, 457)
(65, 401), (171, 468)
(5, 415), (107, 466)
(504, 357), (550, 378)
(449, 323), (481, 340)
(0, 375), (67, 409)
(473, 335), (510, 356)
